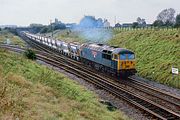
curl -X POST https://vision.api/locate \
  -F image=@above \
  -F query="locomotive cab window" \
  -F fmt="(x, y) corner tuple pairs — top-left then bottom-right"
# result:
(128, 54), (135, 60)
(120, 54), (126, 60)
(102, 53), (111, 60)
(102, 50), (112, 60)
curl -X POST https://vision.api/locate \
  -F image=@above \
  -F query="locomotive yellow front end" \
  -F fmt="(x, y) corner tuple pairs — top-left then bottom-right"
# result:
(119, 54), (136, 70)
(112, 48), (136, 77)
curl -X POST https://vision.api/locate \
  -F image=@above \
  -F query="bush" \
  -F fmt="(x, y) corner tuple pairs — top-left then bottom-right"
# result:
(24, 49), (36, 60)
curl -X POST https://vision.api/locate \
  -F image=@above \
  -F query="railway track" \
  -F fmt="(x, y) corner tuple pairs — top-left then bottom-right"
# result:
(127, 76), (180, 113)
(1, 35), (180, 119)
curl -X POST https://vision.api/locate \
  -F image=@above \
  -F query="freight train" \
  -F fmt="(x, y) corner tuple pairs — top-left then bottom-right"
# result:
(22, 31), (136, 78)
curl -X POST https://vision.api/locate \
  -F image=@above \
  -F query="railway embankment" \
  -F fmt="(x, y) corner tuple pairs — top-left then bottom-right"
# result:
(0, 30), (26, 47)
(0, 49), (128, 120)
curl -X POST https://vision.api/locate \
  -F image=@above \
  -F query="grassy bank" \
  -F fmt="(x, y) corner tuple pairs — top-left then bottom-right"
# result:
(0, 30), (25, 47)
(0, 49), (129, 120)
(109, 29), (180, 88)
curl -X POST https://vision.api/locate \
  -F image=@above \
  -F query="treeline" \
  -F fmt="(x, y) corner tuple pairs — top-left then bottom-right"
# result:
(40, 24), (66, 33)
(152, 8), (180, 28)
(115, 8), (180, 28)
(30, 22), (66, 34)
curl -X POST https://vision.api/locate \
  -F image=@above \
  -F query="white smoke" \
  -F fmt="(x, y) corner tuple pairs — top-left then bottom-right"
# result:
(72, 16), (113, 43)
(78, 28), (113, 43)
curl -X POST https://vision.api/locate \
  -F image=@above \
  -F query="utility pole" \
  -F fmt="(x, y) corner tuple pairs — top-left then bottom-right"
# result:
(50, 19), (53, 38)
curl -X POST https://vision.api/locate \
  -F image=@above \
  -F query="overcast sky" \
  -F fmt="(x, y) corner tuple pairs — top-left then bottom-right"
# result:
(0, 0), (180, 26)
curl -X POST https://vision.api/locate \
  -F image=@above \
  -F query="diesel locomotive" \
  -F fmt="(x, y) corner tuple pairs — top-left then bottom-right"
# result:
(22, 31), (136, 78)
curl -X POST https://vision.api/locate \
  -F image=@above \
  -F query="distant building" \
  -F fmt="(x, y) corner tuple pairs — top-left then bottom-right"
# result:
(115, 23), (121, 27)
(122, 23), (133, 28)
(0, 25), (17, 28)
(55, 18), (59, 24)
(54, 18), (62, 25)
(103, 19), (110, 27)
(30, 23), (43, 27)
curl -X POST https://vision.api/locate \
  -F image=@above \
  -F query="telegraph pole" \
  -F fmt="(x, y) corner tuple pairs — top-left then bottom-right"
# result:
(50, 19), (53, 38)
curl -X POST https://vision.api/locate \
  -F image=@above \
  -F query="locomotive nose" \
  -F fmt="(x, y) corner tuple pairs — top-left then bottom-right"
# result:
(125, 61), (135, 69)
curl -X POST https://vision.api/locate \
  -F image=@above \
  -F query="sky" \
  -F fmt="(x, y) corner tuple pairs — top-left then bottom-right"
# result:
(0, 0), (180, 26)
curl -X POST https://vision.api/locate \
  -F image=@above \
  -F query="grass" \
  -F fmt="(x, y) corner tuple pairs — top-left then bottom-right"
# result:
(0, 30), (26, 47)
(109, 29), (180, 88)
(0, 49), (129, 120)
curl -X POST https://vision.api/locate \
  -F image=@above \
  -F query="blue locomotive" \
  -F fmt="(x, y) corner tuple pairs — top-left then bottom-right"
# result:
(80, 43), (136, 77)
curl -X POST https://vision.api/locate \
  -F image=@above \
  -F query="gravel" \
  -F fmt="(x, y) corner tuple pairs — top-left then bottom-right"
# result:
(36, 60), (179, 120)
(132, 75), (180, 97)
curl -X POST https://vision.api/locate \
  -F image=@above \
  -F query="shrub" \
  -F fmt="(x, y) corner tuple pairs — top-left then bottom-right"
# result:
(24, 49), (36, 60)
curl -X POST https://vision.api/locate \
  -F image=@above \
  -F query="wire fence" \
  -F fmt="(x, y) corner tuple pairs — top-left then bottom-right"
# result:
(103, 27), (180, 31)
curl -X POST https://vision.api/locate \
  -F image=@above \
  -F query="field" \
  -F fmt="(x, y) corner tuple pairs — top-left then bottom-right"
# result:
(0, 30), (26, 47)
(0, 49), (129, 120)
(54, 29), (180, 88)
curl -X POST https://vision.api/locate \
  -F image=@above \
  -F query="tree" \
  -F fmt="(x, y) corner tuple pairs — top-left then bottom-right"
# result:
(164, 20), (173, 27)
(115, 23), (121, 27)
(137, 17), (146, 27)
(24, 49), (36, 60)
(0, 28), (1, 31)
(132, 22), (139, 28)
(153, 20), (164, 27)
(157, 8), (176, 26)
(54, 23), (66, 30)
(175, 14), (180, 27)
(40, 26), (49, 33)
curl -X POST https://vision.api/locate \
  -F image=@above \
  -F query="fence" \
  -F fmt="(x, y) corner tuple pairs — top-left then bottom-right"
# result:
(104, 27), (180, 31)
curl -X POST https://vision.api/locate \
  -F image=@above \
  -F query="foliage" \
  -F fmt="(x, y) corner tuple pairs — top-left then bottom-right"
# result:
(153, 20), (164, 27)
(39, 26), (50, 33)
(24, 49), (36, 60)
(0, 30), (25, 46)
(39, 24), (66, 34)
(157, 8), (176, 26)
(175, 14), (180, 28)
(53, 23), (66, 30)
(30, 26), (44, 33)
(0, 50), (129, 120)
(132, 22), (139, 28)
(115, 23), (121, 27)
(136, 17), (146, 27)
